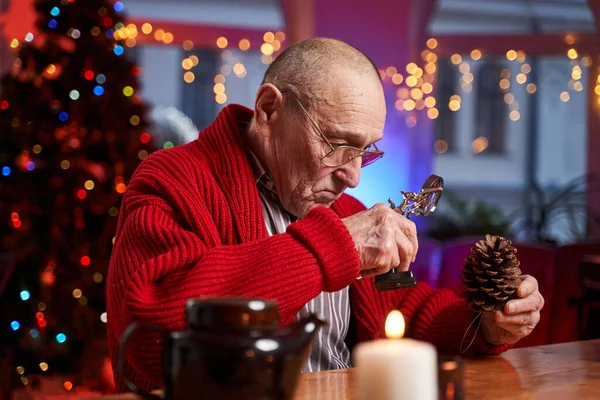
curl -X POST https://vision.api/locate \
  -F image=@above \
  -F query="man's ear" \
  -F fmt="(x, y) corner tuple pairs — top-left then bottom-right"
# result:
(254, 83), (284, 138)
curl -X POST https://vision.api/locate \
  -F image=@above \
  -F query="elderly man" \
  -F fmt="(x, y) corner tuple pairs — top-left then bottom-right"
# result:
(107, 38), (544, 391)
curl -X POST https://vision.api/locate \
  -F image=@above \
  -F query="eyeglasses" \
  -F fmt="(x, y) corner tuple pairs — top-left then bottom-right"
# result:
(279, 89), (384, 168)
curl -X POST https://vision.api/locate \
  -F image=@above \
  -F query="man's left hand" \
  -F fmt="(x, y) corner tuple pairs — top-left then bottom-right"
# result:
(481, 275), (545, 345)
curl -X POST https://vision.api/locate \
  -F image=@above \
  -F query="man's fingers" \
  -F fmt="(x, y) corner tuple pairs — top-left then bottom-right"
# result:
(393, 212), (419, 263)
(505, 291), (544, 315)
(394, 233), (413, 272)
(516, 275), (538, 298)
(495, 310), (541, 327)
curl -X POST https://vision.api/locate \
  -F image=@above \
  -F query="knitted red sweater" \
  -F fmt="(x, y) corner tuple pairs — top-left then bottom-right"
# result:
(106, 104), (511, 392)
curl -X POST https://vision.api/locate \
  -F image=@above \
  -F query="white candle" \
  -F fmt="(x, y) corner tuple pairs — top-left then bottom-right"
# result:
(353, 310), (438, 400)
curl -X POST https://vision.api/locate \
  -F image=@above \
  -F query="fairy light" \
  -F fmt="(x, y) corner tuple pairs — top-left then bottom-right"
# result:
(560, 91), (570, 102)
(472, 137), (489, 153)
(470, 49), (482, 60)
(233, 63), (245, 76)
(154, 29), (165, 41)
(422, 83), (433, 94)
(405, 115), (417, 128)
(426, 38), (437, 49)
(526, 83), (537, 94)
(163, 32), (174, 44)
(142, 23), (152, 34)
(450, 54), (462, 65)
(426, 52), (437, 63)
(260, 43), (274, 56)
(181, 58), (193, 70)
(410, 88), (423, 100)
(263, 32), (275, 43)
(213, 83), (225, 94)
(93, 272), (104, 283)
(427, 108), (439, 120)
(184, 72), (195, 83)
(397, 87), (409, 98)
(130, 115), (140, 126)
(565, 33), (575, 45)
(567, 48), (578, 60)
(434, 139), (447, 153)
(506, 50), (517, 61)
(239, 39), (250, 51)
(215, 93), (227, 104)
(216, 37), (228, 48)
(275, 31), (286, 42)
(406, 63), (418, 74)
(424, 63), (436, 74)
(424, 96), (436, 108)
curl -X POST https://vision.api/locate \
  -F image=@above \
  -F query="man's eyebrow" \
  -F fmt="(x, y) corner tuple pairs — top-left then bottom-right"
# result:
(325, 130), (365, 143)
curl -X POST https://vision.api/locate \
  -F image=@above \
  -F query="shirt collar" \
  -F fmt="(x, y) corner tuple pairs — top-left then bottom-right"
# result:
(246, 148), (269, 185)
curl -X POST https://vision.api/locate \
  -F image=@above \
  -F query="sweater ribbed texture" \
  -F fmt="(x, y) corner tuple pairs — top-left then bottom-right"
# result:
(107, 104), (511, 393)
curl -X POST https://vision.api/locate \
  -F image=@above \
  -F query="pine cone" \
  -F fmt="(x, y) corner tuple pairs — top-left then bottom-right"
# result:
(462, 235), (522, 312)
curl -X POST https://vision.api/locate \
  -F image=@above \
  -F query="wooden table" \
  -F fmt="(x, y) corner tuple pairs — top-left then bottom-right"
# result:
(99, 339), (600, 400)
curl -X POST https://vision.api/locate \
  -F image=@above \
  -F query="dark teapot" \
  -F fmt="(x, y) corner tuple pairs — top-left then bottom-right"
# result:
(117, 297), (324, 400)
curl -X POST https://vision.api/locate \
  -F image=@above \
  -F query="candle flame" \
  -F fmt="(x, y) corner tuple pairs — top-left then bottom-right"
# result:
(385, 310), (405, 339)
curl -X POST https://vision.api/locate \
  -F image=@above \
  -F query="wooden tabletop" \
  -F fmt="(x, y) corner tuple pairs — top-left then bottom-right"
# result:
(98, 339), (600, 400)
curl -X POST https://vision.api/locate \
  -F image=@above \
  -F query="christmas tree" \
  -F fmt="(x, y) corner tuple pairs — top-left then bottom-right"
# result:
(0, 0), (154, 392)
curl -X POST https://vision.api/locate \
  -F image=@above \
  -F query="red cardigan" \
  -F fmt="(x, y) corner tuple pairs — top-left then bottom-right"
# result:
(107, 104), (511, 392)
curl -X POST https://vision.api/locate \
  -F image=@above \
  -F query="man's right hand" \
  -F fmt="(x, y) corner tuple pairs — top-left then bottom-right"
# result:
(341, 203), (419, 279)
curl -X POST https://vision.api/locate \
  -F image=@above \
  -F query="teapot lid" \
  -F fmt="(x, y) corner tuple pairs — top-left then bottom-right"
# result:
(186, 297), (280, 331)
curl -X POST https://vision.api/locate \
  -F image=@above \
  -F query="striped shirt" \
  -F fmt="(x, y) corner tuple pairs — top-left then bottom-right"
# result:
(245, 148), (352, 373)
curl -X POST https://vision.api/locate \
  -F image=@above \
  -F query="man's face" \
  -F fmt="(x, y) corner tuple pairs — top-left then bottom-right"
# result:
(268, 70), (386, 218)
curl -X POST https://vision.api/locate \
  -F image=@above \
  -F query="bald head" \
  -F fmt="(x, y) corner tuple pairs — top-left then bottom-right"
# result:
(261, 38), (381, 105)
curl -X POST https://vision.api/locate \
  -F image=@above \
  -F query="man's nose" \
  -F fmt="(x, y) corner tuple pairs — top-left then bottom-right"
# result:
(333, 157), (361, 188)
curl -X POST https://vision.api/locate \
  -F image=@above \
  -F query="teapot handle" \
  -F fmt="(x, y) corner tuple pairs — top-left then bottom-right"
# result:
(117, 322), (167, 400)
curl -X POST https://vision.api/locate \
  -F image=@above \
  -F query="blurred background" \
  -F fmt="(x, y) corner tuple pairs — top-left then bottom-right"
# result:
(1, 0), (599, 398)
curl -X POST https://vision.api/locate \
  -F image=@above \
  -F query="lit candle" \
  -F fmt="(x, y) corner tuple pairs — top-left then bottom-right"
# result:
(353, 310), (438, 400)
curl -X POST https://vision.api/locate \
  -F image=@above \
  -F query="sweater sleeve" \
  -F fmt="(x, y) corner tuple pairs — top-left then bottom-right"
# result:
(107, 201), (359, 389)
(351, 280), (512, 356)
(403, 284), (513, 355)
